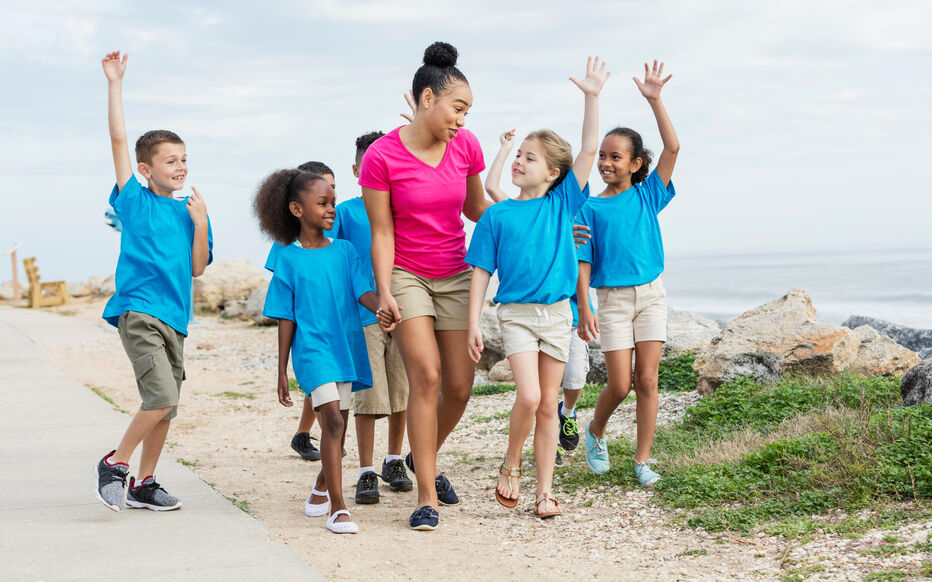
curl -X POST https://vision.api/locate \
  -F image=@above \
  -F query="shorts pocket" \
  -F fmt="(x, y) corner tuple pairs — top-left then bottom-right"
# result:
(131, 354), (155, 380)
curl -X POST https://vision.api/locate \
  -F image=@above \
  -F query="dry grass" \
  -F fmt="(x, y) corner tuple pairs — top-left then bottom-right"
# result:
(674, 407), (859, 466)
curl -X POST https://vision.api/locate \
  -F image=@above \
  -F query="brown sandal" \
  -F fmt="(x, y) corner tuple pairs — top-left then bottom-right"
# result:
(534, 492), (561, 518)
(495, 463), (521, 508)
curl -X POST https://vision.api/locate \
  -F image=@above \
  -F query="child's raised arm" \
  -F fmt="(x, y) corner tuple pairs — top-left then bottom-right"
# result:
(569, 57), (610, 190)
(634, 60), (679, 187)
(102, 51), (132, 190)
(483, 129), (516, 203)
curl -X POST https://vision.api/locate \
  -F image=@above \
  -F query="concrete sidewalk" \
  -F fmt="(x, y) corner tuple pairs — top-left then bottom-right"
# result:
(0, 306), (325, 581)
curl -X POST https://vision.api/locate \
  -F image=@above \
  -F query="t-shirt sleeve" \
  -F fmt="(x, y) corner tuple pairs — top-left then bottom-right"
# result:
(357, 146), (390, 191)
(108, 174), (142, 217)
(553, 168), (590, 216)
(206, 216), (214, 266)
(643, 169), (676, 213)
(346, 244), (373, 300)
(575, 211), (593, 264)
(464, 214), (497, 274)
(262, 268), (295, 322)
(264, 243), (284, 272)
(464, 130), (486, 176)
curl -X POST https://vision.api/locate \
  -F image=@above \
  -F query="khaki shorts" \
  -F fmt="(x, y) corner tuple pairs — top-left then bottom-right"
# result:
(597, 276), (668, 352)
(497, 299), (573, 362)
(118, 311), (185, 421)
(310, 381), (353, 410)
(561, 327), (590, 390)
(390, 266), (471, 331)
(354, 324), (409, 417)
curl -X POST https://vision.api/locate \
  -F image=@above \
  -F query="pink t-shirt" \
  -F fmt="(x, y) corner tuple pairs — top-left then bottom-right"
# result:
(358, 126), (486, 279)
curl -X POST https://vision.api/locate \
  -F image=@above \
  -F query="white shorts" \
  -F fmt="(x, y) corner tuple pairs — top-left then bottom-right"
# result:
(561, 327), (589, 390)
(310, 381), (353, 410)
(497, 300), (573, 362)
(597, 276), (668, 353)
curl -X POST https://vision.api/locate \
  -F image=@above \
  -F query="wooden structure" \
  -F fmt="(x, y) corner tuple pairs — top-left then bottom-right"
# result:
(6, 242), (21, 305)
(23, 257), (70, 308)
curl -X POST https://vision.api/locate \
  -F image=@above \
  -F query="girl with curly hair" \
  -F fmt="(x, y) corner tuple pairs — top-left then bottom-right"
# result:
(253, 169), (392, 534)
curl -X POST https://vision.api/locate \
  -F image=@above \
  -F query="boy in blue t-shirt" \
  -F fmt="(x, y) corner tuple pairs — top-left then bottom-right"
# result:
(94, 51), (213, 512)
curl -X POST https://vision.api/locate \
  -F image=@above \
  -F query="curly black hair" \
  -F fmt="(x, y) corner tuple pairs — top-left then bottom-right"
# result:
(253, 170), (326, 244)
(296, 160), (334, 176)
(355, 131), (385, 165)
(605, 127), (653, 184)
(412, 42), (468, 107)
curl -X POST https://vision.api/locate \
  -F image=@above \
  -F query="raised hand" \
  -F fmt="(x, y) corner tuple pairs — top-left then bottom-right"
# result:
(570, 56), (610, 97)
(186, 187), (208, 227)
(633, 60), (672, 101)
(500, 129), (516, 147)
(400, 91), (417, 123)
(102, 51), (128, 83)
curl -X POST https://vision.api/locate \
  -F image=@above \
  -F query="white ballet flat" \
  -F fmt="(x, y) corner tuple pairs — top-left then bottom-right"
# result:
(326, 509), (359, 534)
(304, 488), (329, 517)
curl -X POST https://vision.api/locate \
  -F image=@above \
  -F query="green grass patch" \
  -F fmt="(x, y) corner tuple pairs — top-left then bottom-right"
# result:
(225, 496), (253, 515)
(178, 458), (198, 468)
(863, 569), (909, 582)
(557, 372), (932, 535)
(88, 386), (129, 414)
(217, 391), (256, 400)
(676, 547), (708, 557)
(473, 411), (510, 424)
(658, 352), (699, 392)
(472, 383), (516, 396)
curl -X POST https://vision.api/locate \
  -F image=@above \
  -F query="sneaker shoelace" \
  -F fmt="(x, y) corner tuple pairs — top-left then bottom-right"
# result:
(562, 417), (579, 437)
(387, 461), (407, 481)
(592, 438), (607, 456)
(135, 480), (167, 501)
(107, 469), (127, 487)
(411, 506), (436, 520)
(636, 459), (659, 471)
(359, 472), (378, 488)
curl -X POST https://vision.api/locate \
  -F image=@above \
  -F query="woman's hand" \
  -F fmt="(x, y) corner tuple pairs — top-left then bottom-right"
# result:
(467, 324), (484, 363)
(570, 56), (610, 98)
(378, 292), (402, 333)
(633, 60), (672, 102)
(277, 372), (293, 407)
(578, 309), (600, 342)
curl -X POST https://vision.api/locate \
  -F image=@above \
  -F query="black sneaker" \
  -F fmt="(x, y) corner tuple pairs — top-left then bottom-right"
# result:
(558, 402), (580, 451)
(95, 450), (129, 512)
(409, 505), (439, 531)
(126, 476), (182, 511)
(555, 446), (565, 467)
(404, 451), (416, 474)
(354, 471), (380, 504)
(380, 458), (413, 492)
(291, 433), (321, 461)
(435, 474), (460, 506)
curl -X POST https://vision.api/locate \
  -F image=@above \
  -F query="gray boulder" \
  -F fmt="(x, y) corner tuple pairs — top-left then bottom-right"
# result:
(846, 325), (920, 377)
(587, 339), (607, 384)
(489, 359), (514, 383)
(665, 308), (720, 359)
(900, 361), (932, 406)
(842, 315), (932, 353)
(244, 283), (275, 325)
(919, 348), (932, 361)
(697, 351), (783, 395)
(193, 260), (267, 311)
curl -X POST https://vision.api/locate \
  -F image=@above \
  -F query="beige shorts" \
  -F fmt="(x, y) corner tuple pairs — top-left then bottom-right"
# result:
(597, 276), (668, 352)
(561, 327), (590, 390)
(354, 324), (409, 417)
(118, 311), (185, 421)
(390, 266), (471, 331)
(497, 299), (573, 362)
(310, 381), (353, 410)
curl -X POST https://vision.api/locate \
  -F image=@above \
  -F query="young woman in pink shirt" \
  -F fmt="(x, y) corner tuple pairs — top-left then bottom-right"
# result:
(360, 41), (491, 530)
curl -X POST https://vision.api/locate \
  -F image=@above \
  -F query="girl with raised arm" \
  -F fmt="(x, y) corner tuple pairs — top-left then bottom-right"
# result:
(465, 57), (609, 518)
(577, 60), (680, 486)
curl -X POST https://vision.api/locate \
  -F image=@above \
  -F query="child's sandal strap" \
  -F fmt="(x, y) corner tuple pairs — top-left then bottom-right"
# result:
(498, 463), (522, 478)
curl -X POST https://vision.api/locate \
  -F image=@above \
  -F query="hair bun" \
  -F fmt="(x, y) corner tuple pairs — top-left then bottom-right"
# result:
(423, 42), (458, 68)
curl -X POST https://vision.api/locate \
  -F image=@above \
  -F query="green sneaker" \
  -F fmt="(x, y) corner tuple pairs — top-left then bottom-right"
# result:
(634, 459), (661, 486)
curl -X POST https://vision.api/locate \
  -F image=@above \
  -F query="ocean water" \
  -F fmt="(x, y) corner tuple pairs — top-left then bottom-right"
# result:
(662, 248), (932, 329)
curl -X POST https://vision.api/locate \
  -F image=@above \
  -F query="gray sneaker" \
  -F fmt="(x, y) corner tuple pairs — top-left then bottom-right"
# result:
(126, 476), (183, 511)
(95, 451), (129, 511)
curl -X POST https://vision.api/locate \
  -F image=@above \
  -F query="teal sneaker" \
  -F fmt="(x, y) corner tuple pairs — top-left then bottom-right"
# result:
(584, 422), (609, 474)
(634, 459), (661, 486)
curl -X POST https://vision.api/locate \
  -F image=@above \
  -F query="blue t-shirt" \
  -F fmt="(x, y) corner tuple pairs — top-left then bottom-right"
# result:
(465, 169), (590, 304)
(102, 175), (214, 336)
(577, 170), (675, 288)
(262, 239), (373, 393)
(331, 197), (377, 327)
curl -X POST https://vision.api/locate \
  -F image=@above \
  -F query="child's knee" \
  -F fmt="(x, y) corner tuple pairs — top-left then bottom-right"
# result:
(606, 378), (631, 399)
(319, 407), (344, 437)
(513, 390), (541, 413)
(634, 370), (658, 393)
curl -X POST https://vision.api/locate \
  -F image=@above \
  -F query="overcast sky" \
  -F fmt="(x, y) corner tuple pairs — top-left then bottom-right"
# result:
(2, 0), (930, 281)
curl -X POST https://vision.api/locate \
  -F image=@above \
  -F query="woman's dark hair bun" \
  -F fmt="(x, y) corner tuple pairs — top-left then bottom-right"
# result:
(423, 42), (458, 68)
